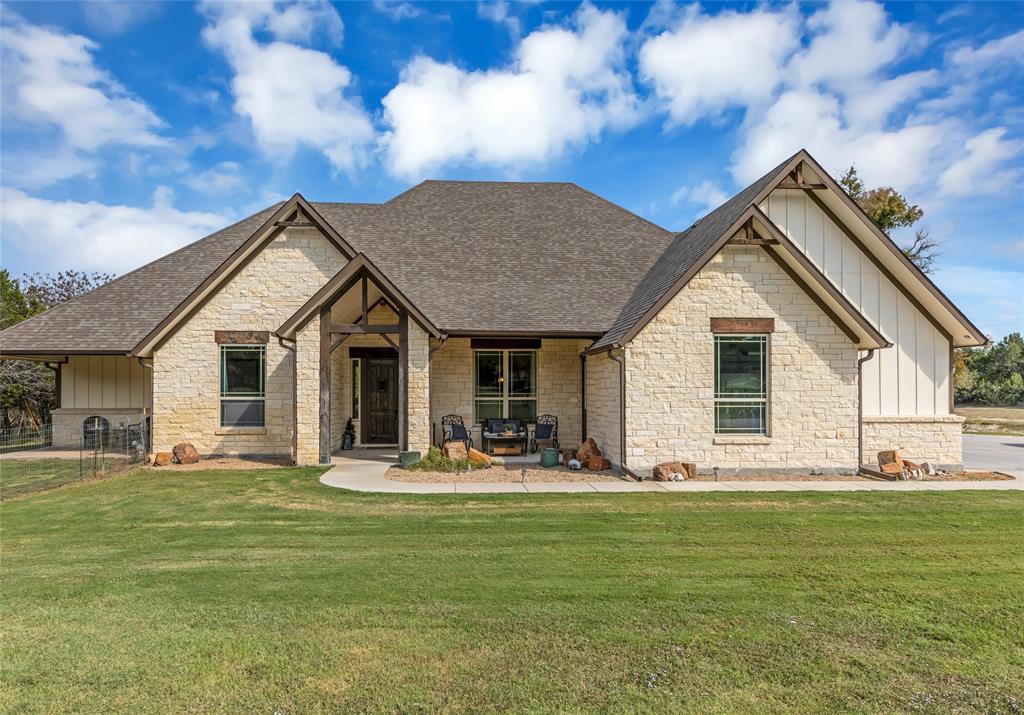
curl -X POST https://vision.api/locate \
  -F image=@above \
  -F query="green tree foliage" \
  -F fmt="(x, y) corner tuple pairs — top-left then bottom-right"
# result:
(838, 166), (940, 274)
(0, 271), (114, 429)
(955, 333), (1024, 405)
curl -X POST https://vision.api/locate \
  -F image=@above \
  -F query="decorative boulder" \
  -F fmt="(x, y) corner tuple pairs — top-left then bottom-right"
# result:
(652, 461), (695, 482)
(587, 456), (611, 471)
(877, 450), (903, 473)
(561, 449), (577, 467)
(576, 438), (602, 463)
(442, 441), (469, 461)
(171, 442), (200, 465)
(467, 447), (492, 466)
(152, 451), (173, 467)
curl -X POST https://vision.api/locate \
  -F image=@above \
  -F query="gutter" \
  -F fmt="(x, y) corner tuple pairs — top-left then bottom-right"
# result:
(278, 335), (298, 464)
(857, 349), (877, 470)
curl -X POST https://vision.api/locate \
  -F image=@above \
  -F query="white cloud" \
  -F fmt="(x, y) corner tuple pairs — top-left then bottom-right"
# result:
(670, 180), (729, 212)
(1, 13), (165, 152)
(478, 1), (520, 37)
(0, 187), (228, 275)
(937, 128), (1023, 196)
(639, 5), (800, 126)
(200, 1), (373, 171)
(949, 29), (1024, 72)
(185, 161), (249, 194)
(372, 1), (425, 21)
(0, 151), (99, 189)
(381, 4), (639, 177)
(82, 1), (161, 35)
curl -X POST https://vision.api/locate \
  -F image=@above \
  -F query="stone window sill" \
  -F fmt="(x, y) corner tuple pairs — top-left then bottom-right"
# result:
(713, 435), (771, 445)
(215, 428), (267, 436)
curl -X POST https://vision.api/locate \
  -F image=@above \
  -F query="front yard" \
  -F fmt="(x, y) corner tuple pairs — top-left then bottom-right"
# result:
(2, 467), (1022, 713)
(956, 403), (1024, 436)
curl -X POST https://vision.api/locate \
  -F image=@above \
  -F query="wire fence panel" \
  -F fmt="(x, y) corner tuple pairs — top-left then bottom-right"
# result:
(0, 415), (150, 500)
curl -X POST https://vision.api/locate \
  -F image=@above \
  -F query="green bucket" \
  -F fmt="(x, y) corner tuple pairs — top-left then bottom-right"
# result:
(540, 448), (560, 468)
(399, 451), (421, 468)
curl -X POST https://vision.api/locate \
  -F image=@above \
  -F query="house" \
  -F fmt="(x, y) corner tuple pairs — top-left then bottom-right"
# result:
(0, 150), (986, 475)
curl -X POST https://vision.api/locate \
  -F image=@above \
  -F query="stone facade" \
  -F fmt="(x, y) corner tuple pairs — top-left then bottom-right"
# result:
(294, 316), (320, 465)
(152, 227), (345, 457)
(862, 415), (964, 470)
(584, 349), (623, 470)
(428, 338), (588, 449)
(407, 320), (431, 453)
(625, 246), (860, 475)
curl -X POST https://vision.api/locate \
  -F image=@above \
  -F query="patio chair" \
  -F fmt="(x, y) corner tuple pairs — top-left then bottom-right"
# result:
(440, 414), (473, 450)
(530, 414), (559, 453)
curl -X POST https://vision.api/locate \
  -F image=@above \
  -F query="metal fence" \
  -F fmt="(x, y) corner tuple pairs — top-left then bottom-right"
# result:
(0, 415), (150, 500)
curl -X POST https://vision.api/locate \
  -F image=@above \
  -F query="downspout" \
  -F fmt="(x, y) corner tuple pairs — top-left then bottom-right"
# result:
(278, 336), (298, 464)
(579, 353), (587, 442)
(607, 348), (638, 480)
(857, 349), (877, 470)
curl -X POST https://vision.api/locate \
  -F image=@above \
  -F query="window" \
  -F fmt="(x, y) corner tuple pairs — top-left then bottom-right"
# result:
(474, 350), (537, 422)
(351, 358), (361, 419)
(714, 335), (767, 434)
(220, 345), (265, 428)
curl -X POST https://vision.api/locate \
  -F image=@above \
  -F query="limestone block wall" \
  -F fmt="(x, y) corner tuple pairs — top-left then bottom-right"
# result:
(407, 320), (431, 453)
(584, 350), (622, 469)
(429, 338), (588, 449)
(295, 318), (320, 465)
(152, 227), (345, 457)
(626, 246), (860, 475)
(862, 415), (964, 469)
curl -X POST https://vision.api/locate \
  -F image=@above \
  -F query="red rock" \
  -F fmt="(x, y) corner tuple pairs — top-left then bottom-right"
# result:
(442, 441), (468, 461)
(467, 447), (492, 466)
(587, 456), (611, 471)
(576, 438), (602, 462)
(152, 451), (172, 467)
(652, 461), (692, 481)
(172, 442), (200, 464)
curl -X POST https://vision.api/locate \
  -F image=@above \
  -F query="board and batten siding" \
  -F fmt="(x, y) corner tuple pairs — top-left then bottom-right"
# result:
(60, 355), (153, 409)
(762, 189), (950, 417)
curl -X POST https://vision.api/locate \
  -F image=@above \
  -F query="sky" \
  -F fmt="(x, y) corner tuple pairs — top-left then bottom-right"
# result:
(0, 0), (1021, 339)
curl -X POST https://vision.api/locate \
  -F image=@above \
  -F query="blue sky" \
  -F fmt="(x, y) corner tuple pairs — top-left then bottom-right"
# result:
(1, 0), (1021, 339)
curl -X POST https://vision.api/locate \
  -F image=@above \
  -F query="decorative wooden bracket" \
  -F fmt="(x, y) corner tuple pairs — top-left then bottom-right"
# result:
(729, 218), (778, 246)
(776, 161), (827, 191)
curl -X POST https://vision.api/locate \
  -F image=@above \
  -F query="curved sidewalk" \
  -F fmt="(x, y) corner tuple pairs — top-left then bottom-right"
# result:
(320, 454), (1024, 494)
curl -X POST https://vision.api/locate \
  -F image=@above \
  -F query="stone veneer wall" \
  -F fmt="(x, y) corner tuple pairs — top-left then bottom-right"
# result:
(862, 415), (964, 469)
(428, 338), (588, 449)
(152, 227), (345, 457)
(584, 350), (622, 469)
(295, 316), (320, 465)
(625, 246), (860, 475)
(407, 320), (431, 453)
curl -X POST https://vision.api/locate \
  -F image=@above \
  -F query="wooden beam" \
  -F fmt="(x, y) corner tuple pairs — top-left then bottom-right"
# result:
(729, 237), (778, 246)
(397, 308), (409, 452)
(800, 189), (953, 342)
(329, 333), (350, 352)
(710, 318), (774, 333)
(319, 307), (331, 464)
(274, 220), (316, 227)
(361, 276), (368, 324)
(381, 334), (399, 351)
(744, 218), (753, 241)
(329, 324), (400, 334)
(775, 181), (827, 190)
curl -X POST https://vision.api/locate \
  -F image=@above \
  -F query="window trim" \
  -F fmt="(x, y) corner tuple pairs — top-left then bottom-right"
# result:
(219, 344), (266, 428)
(473, 349), (538, 423)
(713, 334), (769, 436)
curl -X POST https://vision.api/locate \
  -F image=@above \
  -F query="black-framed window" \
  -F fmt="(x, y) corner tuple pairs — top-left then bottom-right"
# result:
(714, 335), (767, 435)
(220, 345), (265, 428)
(474, 350), (537, 422)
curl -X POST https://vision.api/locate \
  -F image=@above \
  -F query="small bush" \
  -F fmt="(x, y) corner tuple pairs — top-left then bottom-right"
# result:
(407, 446), (484, 472)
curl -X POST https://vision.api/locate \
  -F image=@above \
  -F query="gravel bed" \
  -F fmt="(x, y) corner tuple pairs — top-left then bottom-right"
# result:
(387, 465), (626, 483)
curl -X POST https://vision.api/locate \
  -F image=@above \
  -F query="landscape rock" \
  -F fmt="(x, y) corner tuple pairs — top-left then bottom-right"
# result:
(467, 447), (492, 466)
(442, 442), (468, 461)
(576, 438), (602, 463)
(172, 442), (200, 465)
(587, 456), (611, 471)
(877, 450), (903, 472)
(652, 461), (695, 481)
(561, 449), (577, 467)
(152, 451), (173, 467)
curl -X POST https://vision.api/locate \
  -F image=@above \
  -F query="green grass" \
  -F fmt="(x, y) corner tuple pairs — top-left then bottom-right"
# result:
(956, 404), (1024, 436)
(0, 458), (84, 499)
(2, 468), (1022, 713)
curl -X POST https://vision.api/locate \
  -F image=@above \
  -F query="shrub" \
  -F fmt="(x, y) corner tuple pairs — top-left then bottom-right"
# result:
(407, 446), (484, 472)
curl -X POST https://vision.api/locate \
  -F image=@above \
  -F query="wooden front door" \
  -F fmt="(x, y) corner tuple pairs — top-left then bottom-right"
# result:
(363, 358), (398, 444)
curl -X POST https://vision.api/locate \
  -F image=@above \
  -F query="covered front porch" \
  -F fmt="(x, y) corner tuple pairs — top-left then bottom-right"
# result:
(277, 253), (603, 466)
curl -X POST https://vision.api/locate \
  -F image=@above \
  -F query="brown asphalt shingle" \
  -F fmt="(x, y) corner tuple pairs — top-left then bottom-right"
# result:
(0, 182), (676, 353)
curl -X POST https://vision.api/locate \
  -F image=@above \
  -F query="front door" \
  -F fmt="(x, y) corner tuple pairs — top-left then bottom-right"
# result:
(364, 358), (398, 444)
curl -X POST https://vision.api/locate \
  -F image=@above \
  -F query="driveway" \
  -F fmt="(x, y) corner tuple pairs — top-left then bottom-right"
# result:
(964, 433), (1024, 476)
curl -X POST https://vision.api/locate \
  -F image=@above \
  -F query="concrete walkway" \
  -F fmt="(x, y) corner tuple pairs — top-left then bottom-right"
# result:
(321, 451), (1024, 494)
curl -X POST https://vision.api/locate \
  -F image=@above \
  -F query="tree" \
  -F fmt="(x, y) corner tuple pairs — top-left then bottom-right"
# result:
(838, 166), (940, 274)
(955, 333), (1024, 405)
(0, 271), (114, 429)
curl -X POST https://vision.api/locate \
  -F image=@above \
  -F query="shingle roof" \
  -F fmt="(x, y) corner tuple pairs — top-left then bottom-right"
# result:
(0, 182), (676, 354)
(589, 154), (795, 351)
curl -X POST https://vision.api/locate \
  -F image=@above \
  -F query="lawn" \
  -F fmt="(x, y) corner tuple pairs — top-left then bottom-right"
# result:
(2, 468), (1022, 713)
(0, 458), (85, 500)
(956, 404), (1024, 436)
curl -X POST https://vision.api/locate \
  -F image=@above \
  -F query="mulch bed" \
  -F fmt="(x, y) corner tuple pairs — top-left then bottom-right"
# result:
(387, 465), (626, 483)
(148, 457), (289, 471)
